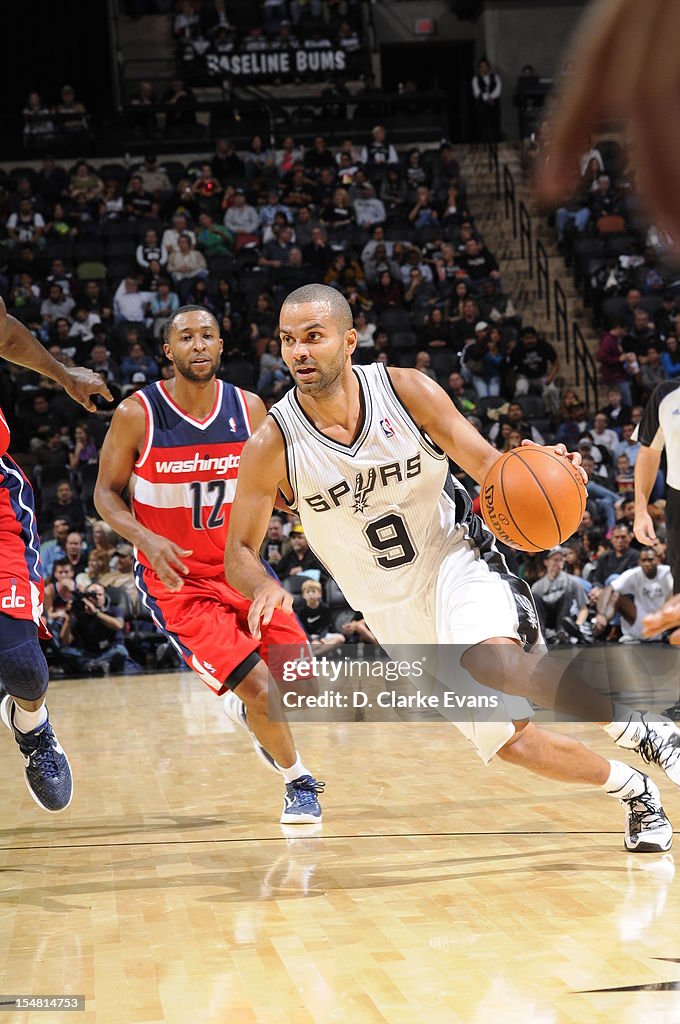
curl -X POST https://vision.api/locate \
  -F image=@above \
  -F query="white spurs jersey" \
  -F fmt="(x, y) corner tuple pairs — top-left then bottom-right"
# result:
(269, 363), (473, 613)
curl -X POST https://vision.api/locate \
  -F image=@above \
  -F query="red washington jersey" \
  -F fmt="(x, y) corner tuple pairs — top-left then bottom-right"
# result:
(130, 380), (252, 578)
(0, 405), (45, 623)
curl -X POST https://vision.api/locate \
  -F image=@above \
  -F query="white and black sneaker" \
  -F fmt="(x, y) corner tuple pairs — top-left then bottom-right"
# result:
(609, 772), (673, 853)
(223, 691), (280, 774)
(608, 709), (680, 788)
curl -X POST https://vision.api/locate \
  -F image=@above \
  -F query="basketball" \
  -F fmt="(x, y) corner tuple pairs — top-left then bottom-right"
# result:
(481, 447), (587, 552)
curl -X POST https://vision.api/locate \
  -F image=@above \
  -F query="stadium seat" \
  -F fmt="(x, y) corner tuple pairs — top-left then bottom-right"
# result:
(378, 308), (411, 332)
(390, 331), (418, 353)
(326, 579), (350, 608)
(76, 261), (107, 280)
(478, 396), (507, 418)
(162, 161), (188, 184)
(517, 394), (545, 418)
(98, 163), (128, 183)
(74, 240), (105, 263)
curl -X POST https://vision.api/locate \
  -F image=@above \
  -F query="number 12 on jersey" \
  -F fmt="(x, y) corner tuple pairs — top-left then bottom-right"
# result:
(189, 479), (227, 530)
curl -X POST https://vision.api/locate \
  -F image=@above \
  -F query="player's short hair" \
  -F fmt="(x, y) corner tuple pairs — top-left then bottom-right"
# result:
(280, 284), (353, 334)
(163, 305), (220, 345)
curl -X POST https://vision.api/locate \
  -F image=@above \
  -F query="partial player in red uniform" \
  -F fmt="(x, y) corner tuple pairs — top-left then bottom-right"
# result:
(94, 306), (323, 824)
(0, 297), (113, 812)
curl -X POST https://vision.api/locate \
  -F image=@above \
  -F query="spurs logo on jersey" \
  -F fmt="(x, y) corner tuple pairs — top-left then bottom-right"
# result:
(304, 455), (422, 514)
(269, 363), (473, 613)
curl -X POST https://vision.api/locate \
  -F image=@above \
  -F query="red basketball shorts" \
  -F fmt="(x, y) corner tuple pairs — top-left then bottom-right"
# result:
(134, 566), (309, 694)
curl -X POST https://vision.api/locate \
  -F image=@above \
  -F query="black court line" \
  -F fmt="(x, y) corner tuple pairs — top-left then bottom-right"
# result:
(0, 828), (648, 853)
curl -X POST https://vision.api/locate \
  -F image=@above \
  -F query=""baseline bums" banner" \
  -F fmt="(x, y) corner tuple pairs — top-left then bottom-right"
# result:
(205, 47), (348, 81)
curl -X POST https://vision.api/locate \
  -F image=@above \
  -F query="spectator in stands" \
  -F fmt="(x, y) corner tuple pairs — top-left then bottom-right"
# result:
(128, 80), (158, 137)
(35, 429), (69, 476)
(196, 212), (233, 258)
(55, 84), (88, 136)
(593, 549), (673, 642)
(45, 484), (86, 535)
(408, 186), (440, 230)
(243, 134), (276, 184)
(44, 556), (75, 639)
(601, 385), (632, 434)
(472, 58), (502, 142)
(41, 284), (74, 326)
(446, 372), (479, 415)
(590, 524), (639, 586)
(531, 547), (588, 644)
(488, 401), (544, 445)
(167, 234), (209, 298)
(591, 412), (619, 456)
(41, 517), (71, 582)
(597, 320), (632, 406)
(68, 423), (98, 472)
(404, 266), (437, 317)
(124, 175), (153, 220)
(639, 344), (667, 396)
(298, 579), (345, 656)
(68, 162), (104, 202)
(320, 188), (354, 228)
(136, 229), (168, 271)
(625, 308), (655, 354)
(211, 138), (244, 182)
(360, 125), (399, 176)
(113, 277), (150, 324)
(223, 188), (259, 245)
(99, 543), (137, 609)
(161, 213), (195, 256)
(137, 155), (171, 196)
(22, 91), (54, 144)
(511, 325), (560, 412)
(302, 226), (332, 278)
(661, 335), (680, 379)
(75, 549), (112, 592)
(459, 238), (501, 289)
(121, 341), (159, 386)
(87, 341), (121, 385)
(7, 198), (46, 248)
(353, 183), (386, 230)
(58, 582), (131, 676)
(589, 173), (624, 222)
(277, 524), (326, 583)
(478, 279), (521, 334)
(260, 515), (291, 569)
(162, 77), (197, 138)
(654, 293), (677, 338)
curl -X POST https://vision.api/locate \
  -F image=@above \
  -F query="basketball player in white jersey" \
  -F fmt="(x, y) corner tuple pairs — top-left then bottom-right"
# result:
(225, 284), (680, 853)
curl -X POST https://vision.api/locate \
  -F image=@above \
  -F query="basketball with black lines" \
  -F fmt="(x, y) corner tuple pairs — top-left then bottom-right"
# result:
(481, 448), (586, 553)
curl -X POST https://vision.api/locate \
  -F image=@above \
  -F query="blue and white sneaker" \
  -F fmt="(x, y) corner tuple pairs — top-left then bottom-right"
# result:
(280, 775), (324, 824)
(223, 691), (280, 774)
(1, 695), (73, 812)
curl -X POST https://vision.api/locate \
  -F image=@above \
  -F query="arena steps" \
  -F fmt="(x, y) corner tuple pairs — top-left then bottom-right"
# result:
(457, 143), (599, 397)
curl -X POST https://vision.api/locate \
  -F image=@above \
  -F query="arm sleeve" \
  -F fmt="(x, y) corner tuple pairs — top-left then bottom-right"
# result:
(611, 568), (637, 593)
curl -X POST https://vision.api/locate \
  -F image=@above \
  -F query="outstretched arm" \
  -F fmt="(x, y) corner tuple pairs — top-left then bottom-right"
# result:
(224, 417), (294, 638)
(386, 368), (584, 483)
(0, 297), (112, 411)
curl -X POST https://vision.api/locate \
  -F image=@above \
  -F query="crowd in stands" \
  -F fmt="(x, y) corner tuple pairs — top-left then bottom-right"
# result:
(0, 112), (676, 675)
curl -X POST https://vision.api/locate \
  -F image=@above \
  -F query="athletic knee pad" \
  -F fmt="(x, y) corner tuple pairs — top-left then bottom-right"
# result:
(0, 638), (48, 701)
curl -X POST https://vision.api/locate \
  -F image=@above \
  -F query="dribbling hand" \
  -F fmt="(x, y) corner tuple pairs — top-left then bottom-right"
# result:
(248, 580), (294, 639)
(520, 438), (588, 484)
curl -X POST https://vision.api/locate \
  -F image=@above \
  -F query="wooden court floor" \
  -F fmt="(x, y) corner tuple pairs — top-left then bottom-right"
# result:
(2, 672), (680, 1024)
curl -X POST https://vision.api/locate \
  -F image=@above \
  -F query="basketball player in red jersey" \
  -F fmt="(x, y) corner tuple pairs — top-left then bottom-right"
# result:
(0, 297), (112, 812)
(94, 306), (323, 824)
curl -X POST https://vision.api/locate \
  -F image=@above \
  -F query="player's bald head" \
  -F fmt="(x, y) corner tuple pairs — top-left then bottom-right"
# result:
(280, 284), (353, 334)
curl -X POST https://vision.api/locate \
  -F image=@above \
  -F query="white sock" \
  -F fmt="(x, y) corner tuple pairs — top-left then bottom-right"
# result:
(602, 702), (641, 744)
(275, 753), (309, 783)
(12, 700), (48, 734)
(602, 759), (646, 800)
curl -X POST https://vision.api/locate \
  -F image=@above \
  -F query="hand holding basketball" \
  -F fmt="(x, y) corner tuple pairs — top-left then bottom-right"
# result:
(481, 442), (587, 552)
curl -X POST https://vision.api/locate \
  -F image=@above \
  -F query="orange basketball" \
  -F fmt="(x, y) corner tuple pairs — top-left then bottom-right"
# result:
(481, 447), (587, 553)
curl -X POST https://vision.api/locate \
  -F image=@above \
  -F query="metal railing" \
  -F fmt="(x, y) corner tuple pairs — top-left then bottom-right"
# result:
(536, 239), (549, 320)
(487, 141), (500, 200)
(497, 154), (600, 405)
(503, 163), (517, 238)
(554, 278), (569, 354)
(572, 321), (599, 410)
(519, 200), (532, 278)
